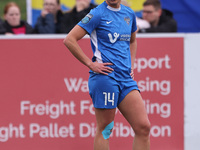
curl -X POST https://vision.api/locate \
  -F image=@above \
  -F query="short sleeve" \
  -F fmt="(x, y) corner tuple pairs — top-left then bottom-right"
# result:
(78, 8), (101, 35)
(131, 13), (137, 33)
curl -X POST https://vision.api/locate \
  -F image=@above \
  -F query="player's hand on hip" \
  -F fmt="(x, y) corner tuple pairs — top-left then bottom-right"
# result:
(90, 61), (114, 75)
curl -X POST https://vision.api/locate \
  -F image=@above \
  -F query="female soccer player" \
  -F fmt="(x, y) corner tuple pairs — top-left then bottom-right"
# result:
(63, 0), (151, 149)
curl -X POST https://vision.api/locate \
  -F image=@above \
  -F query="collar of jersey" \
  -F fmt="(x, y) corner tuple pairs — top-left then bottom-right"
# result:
(106, 3), (121, 12)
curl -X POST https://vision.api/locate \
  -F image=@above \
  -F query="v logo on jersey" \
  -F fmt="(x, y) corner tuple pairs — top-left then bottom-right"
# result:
(108, 32), (119, 43)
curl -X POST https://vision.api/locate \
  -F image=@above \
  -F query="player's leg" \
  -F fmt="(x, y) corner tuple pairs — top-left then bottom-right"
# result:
(88, 74), (119, 150)
(94, 108), (116, 150)
(118, 90), (150, 150)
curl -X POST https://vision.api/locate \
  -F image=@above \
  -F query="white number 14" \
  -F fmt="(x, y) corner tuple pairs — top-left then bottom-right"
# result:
(103, 92), (115, 106)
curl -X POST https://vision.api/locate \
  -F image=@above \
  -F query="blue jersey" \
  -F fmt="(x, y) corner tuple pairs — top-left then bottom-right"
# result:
(78, 1), (137, 81)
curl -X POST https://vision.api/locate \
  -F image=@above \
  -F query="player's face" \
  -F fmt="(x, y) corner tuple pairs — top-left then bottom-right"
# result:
(142, 5), (161, 25)
(106, 0), (121, 8)
(4, 6), (21, 26)
(43, 0), (60, 15)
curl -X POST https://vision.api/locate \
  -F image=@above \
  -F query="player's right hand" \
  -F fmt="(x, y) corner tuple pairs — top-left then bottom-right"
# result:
(89, 61), (114, 75)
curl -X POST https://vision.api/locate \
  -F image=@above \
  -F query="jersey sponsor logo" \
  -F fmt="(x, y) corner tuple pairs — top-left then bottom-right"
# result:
(108, 32), (120, 43)
(106, 21), (113, 24)
(120, 34), (131, 41)
(124, 17), (130, 25)
(81, 13), (93, 24)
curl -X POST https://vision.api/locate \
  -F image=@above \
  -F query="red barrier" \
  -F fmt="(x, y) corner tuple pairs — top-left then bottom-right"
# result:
(0, 37), (184, 150)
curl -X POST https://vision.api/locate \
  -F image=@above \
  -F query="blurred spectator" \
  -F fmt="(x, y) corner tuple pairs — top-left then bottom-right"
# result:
(60, 0), (97, 33)
(0, 18), (3, 24)
(138, 0), (177, 33)
(0, 18), (6, 34)
(34, 0), (63, 34)
(0, 2), (34, 35)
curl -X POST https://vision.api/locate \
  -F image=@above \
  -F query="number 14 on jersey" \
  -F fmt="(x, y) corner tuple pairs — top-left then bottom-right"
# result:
(103, 92), (115, 106)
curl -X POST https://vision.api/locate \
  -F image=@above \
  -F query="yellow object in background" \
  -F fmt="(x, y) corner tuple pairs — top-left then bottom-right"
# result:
(32, 0), (145, 11)
(32, 0), (75, 9)
(128, 0), (146, 11)
(61, 0), (75, 8)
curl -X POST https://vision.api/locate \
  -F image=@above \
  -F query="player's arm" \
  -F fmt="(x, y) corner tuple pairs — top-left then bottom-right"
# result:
(130, 31), (137, 79)
(63, 25), (113, 75)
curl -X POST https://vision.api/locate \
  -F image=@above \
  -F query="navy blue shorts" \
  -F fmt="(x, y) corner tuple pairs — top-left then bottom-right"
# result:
(88, 73), (139, 109)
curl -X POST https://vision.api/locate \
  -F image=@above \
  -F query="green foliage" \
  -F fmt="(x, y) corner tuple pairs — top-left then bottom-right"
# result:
(0, 0), (27, 21)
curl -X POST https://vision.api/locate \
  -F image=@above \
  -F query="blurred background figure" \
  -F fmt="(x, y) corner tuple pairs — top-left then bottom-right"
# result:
(0, 18), (3, 24)
(60, 0), (97, 34)
(0, 17), (6, 34)
(34, 0), (63, 34)
(0, 2), (34, 35)
(138, 0), (177, 33)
